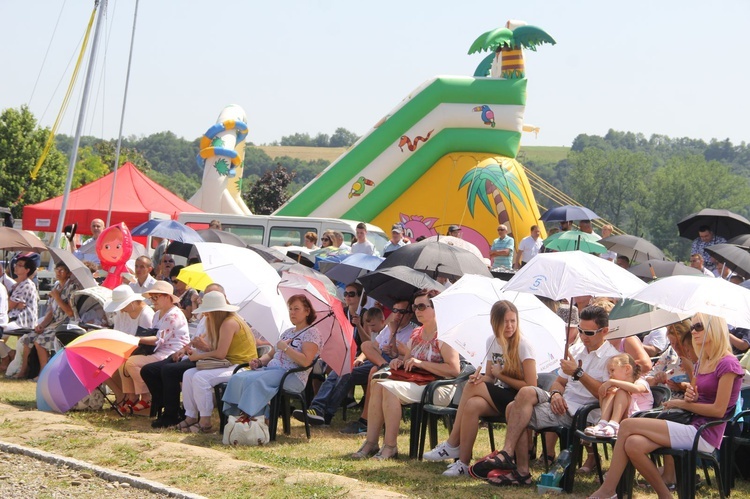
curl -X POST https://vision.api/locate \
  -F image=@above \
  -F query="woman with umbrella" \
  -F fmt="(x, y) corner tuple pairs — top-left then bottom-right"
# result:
(119, 281), (190, 413)
(176, 291), (258, 433)
(8, 256), (40, 379)
(589, 314), (743, 499)
(352, 289), (460, 461)
(423, 300), (537, 477)
(222, 294), (323, 421)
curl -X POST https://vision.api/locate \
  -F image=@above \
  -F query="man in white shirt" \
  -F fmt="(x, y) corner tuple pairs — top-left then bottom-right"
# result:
(689, 254), (715, 277)
(383, 224), (407, 256)
(74, 218), (105, 265)
(514, 225), (543, 269)
(129, 256), (157, 293)
(490, 306), (618, 480)
(351, 223), (376, 256)
(578, 219), (601, 240)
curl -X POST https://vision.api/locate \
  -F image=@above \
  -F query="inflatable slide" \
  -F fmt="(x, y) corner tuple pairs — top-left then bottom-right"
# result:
(275, 21), (554, 257)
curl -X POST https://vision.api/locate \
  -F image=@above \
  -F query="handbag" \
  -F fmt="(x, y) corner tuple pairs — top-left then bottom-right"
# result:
(387, 367), (439, 385)
(656, 407), (694, 425)
(132, 326), (157, 356)
(222, 414), (270, 446)
(196, 357), (232, 370)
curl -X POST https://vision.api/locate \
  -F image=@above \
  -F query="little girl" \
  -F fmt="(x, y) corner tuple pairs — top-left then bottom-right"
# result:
(584, 353), (654, 438)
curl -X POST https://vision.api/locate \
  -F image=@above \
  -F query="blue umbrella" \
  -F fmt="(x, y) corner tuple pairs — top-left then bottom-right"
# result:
(540, 205), (600, 223)
(322, 253), (385, 285)
(130, 219), (203, 243)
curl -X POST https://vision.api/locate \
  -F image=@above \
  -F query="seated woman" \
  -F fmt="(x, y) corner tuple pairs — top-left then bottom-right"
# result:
(119, 281), (189, 413)
(8, 255), (40, 379)
(424, 300), (537, 476)
(222, 294), (322, 421)
(19, 262), (80, 375)
(589, 313), (744, 499)
(647, 320), (694, 399)
(352, 289), (460, 461)
(177, 291), (258, 433)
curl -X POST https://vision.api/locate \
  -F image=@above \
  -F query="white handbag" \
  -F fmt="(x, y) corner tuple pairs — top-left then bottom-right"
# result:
(222, 414), (270, 446)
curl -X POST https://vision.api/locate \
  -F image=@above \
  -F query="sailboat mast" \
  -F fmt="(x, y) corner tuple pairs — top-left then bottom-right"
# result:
(52, 0), (107, 248)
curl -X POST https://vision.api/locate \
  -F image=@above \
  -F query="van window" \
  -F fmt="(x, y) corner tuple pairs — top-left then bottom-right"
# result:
(269, 226), (315, 247)
(223, 225), (264, 245)
(342, 232), (356, 245)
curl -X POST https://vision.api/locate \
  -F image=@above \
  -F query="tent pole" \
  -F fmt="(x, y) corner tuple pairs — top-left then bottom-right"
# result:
(53, 0), (107, 248)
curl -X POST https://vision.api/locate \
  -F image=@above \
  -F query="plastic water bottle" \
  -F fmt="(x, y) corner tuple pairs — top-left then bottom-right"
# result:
(549, 449), (572, 486)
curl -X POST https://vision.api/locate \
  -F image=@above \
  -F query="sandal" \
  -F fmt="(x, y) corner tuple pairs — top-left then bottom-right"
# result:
(130, 399), (151, 412)
(117, 399), (134, 413)
(488, 469), (533, 486)
(189, 424), (213, 434)
(351, 441), (380, 459)
(176, 419), (198, 433)
(373, 444), (398, 461)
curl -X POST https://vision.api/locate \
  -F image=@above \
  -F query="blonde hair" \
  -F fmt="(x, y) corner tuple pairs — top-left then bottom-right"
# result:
(490, 300), (522, 380)
(204, 310), (242, 350)
(589, 297), (615, 313)
(607, 353), (640, 381)
(693, 313), (732, 368)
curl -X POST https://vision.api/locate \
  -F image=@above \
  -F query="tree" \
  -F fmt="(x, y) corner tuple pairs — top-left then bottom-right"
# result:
(72, 146), (109, 188)
(0, 106), (67, 218)
(243, 164), (295, 214)
(329, 127), (359, 147)
(280, 133), (313, 147)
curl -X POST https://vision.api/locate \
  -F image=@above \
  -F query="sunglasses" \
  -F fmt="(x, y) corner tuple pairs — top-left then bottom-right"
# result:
(577, 326), (604, 336)
(391, 307), (410, 315)
(691, 322), (705, 332)
(322, 237), (331, 242)
(343, 291), (359, 298)
(412, 303), (433, 312)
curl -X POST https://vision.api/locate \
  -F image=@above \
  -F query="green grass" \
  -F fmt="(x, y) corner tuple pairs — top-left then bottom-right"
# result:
(0, 378), (740, 498)
(517, 146), (570, 165)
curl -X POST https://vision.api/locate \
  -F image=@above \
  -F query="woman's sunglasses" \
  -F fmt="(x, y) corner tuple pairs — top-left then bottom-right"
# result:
(577, 326), (604, 336)
(321, 237), (331, 242)
(343, 291), (359, 298)
(690, 322), (704, 332)
(412, 303), (433, 312)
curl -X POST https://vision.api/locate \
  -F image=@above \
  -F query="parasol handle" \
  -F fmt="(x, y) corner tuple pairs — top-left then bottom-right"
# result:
(648, 263), (656, 280)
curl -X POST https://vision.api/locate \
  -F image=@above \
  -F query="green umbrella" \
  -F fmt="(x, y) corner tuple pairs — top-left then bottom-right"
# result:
(607, 298), (690, 340)
(543, 230), (607, 254)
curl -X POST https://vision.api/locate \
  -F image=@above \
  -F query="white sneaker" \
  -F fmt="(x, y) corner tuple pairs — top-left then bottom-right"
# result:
(423, 441), (460, 461)
(442, 460), (470, 476)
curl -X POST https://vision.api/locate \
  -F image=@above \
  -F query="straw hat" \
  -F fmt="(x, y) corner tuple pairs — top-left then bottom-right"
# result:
(104, 285), (146, 313)
(143, 280), (179, 304)
(556, 304), (580, 326)
(192, 291), (239, 314)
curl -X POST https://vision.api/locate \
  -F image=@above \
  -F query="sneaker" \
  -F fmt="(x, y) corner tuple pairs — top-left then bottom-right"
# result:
(372, 366), (391, 380)
(340, 420), (368, 434)
(292, 408), (325, 426)
(442, 460), (470, 477)
(424, 441), (460, 461)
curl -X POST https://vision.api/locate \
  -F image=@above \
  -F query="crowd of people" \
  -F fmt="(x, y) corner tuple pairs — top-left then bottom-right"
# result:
(1, 214), (749, 497)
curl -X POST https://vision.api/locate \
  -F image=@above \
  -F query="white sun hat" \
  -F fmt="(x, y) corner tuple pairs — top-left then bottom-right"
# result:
(104, 285), (146, 313)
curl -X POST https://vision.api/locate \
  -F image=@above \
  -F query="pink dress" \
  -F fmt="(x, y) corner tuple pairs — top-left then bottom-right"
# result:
(627, 377), (654, 415)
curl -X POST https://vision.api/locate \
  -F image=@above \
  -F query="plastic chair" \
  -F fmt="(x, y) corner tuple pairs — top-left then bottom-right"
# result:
(268, 358), (317, 440)
(415, 362), (476, 460)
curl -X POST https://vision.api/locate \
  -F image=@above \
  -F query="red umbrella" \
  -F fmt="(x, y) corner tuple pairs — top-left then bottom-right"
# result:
(277, 271), (355, 376)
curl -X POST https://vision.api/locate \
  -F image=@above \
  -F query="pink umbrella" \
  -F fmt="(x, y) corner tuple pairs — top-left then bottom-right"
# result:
(278, 271), (355, 376)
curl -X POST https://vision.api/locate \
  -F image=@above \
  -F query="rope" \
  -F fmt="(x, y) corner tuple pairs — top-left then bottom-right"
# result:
(29, 0), (68, 105)
(30, 5), (98, 180)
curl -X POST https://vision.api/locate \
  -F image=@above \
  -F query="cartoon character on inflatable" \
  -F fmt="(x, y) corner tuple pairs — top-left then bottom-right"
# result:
(95, 222), (133, 290)
(188, 104), (253, 215)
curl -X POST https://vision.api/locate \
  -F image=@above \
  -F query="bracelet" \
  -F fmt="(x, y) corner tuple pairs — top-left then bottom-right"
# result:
(283, 346), (289, 352)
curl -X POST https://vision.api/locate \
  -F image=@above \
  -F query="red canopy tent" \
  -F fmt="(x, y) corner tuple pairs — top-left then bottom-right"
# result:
(23, 162), (202, 234)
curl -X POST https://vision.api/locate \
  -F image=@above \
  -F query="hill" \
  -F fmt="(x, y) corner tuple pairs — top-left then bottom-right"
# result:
(257, 145), (348, 162)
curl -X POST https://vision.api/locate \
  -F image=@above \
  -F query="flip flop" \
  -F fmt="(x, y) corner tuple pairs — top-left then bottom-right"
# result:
(488, 469), (533, 486)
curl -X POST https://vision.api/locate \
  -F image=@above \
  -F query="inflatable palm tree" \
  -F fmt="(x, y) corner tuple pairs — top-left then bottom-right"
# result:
(469, 20), (555, 79)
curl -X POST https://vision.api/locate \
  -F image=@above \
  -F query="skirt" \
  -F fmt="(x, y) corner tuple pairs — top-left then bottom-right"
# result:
(222, 367), (305, 418)
(378, 379), (455, 406)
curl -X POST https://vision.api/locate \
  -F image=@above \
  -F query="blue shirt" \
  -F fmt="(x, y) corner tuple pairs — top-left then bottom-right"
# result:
(491, 236), (514, 268)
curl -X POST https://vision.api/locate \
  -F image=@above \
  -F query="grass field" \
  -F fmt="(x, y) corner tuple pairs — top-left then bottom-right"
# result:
(1, 378), (739, 498)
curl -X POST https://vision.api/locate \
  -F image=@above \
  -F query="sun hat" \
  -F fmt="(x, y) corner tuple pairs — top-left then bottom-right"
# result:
(556, 304), (580, 326)
(192, 291), (239, 314)
(143, 280), (179, 304)
(104, 284), (146, 313)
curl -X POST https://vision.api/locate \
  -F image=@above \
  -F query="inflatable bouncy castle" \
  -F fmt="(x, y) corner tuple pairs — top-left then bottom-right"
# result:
(275, 21), (554, 257)
(189, 105), (252, 215)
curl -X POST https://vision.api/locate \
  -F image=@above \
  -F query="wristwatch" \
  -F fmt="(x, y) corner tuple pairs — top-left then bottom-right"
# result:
(549, 390), (562, 400)
(572, 367), (584, 381)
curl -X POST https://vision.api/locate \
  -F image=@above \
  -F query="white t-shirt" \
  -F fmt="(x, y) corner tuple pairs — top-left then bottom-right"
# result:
(643, 327), (668, 354)
(130, 274), (157, 294)
(0, 284), (8, 326)
(485, 335), (536, 388)
(375, 322), (415, 351)
(113, 306), (155, 335)
(517, 236), (543, 263)
(351, 240), (375, 256)
(559, 340), (619, 415)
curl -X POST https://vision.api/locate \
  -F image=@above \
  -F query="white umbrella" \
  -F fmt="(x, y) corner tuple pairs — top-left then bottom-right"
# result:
(422, 235), (485, 262)
(606, 299), (691, 340)
(433, 274), (565, 372)
(193, 242), (292, 342)
(503, 251), (646, 300)
(627, 275), (750, 328)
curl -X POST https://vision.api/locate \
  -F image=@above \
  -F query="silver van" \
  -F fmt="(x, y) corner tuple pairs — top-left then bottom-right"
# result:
(177, 213), (388, 255)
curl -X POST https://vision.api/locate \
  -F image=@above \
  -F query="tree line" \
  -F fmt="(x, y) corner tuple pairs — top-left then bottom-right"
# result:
(2, 106), (749, 260)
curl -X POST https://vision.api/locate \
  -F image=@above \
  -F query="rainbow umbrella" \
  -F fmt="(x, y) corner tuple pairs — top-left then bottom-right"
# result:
(36, 329), (139, 413)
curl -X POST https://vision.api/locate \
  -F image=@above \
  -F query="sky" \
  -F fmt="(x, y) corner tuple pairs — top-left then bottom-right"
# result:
(2, 1), (749, 149)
